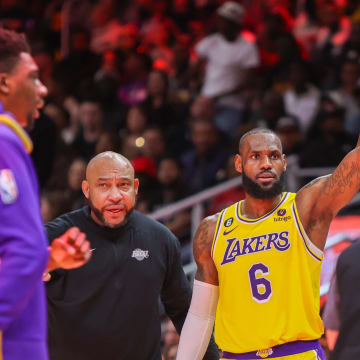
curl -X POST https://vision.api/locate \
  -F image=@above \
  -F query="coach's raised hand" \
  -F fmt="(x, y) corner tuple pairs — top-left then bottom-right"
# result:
(46, 227), (91, 275)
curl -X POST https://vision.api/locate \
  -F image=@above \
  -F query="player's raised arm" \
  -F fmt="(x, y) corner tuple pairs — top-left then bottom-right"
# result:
(176, 215), (220, 360)
(296, 134), (360, 250)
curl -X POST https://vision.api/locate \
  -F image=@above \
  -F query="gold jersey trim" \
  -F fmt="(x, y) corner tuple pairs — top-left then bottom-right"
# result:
(0, 114), (33, 154)
(211, 209), (226, 259)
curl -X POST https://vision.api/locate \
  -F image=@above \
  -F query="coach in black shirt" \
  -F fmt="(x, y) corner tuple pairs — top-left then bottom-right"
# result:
(45, 151), (218, 360)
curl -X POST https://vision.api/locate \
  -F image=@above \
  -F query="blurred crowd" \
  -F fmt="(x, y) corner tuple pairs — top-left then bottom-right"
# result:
(2, 0), (360, 357)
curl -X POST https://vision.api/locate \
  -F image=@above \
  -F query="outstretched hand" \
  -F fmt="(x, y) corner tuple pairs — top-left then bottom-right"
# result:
(47, 227), (91, 273)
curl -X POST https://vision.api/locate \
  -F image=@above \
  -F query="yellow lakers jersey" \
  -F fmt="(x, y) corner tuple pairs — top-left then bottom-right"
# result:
(211, 192), (324, 353)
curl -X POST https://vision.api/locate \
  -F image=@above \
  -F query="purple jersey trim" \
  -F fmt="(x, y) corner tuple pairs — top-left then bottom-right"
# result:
(235, 193), (289, 224)
(222, 339), (325, 359)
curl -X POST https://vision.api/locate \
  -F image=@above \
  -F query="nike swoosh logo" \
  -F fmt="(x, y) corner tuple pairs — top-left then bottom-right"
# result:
(223, 226), (238, 236)
(90, 248), (96, 252)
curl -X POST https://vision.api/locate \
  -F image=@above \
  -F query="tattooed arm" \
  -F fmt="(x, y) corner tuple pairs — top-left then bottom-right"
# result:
(193, 214), (219, 285)
(176, 215), (220, 360)
(296, 138), (360, 250)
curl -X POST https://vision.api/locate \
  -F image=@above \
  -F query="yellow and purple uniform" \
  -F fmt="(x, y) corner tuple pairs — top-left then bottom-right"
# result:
(212, 192), (325, 359)
(0, 104), (49, 360)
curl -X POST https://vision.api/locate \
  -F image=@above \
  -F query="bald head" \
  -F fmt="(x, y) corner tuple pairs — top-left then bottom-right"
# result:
(86, 152), (134, 180)
(82, 152), (139, 228)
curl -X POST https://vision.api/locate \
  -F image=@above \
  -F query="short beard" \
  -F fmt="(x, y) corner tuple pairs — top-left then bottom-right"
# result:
(242, 170), (285, 199)
(88, 198), (134, 228)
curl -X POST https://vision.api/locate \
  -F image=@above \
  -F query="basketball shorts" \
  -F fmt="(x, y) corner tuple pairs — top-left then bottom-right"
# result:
(221, 339), (326, 360)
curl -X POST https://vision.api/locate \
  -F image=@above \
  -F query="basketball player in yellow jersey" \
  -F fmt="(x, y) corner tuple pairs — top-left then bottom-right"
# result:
(176, 128), (360, 360)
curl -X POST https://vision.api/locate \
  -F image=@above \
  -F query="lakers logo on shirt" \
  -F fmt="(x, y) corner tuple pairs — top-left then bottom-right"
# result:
(131, 249), (149, 261)
(221, 231), (290, 265)
(256, 348), (273, 358)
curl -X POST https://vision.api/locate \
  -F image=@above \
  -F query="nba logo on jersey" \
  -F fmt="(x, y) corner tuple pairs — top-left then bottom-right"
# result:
(0, 169), (18, 204)
(256, 348), (273, 358)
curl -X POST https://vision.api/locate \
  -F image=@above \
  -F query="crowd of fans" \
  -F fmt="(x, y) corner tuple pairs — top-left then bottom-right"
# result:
(2, 0), (360, 357)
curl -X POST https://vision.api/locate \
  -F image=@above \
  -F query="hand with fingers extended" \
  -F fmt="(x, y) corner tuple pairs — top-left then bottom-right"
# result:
(46, 227), (91, 275)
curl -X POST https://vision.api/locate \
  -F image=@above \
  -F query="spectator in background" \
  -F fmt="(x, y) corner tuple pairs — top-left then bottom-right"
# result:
(138, 0), (176, 66)
(275, 115), (304, 191)
(283, 60), (320, 134)
(94, 73), (128, 133)
(329, 59), (360, 136)
(72, 98), (103, 160)
(95, 130), (122, 155)
(41, 191), (72, 223)
(148, 156), (191, 244)
(132, 154), (161, 214)
(190, 95), (215, 122)
(142, 69), (176, 130)
(193, 1), (260, 138)
(207, 155), (245, 216)
(347, 86), (360, 136)
(345, 0), (360, 22)
(121, 133), (143, 161)
(257, 11), (291, 70)
(294, 0), (322, 56)
(181, 119), (231, 195)
(299, 106), (356, 169)
(140, 156), (185, 211)
(169, 35), (192, 93)
(312, 2), (352, 89)
(143, 126), (167, 165)
(43, 103), (71, 142)
(121, 106), (148, 141)
(253, 89), (285, 129)
(275, 115), (303, 157)
(118, 52), (151, 106)
(337, 22), (360, 67)
(262, 33), (304, 92)
(65, 157), (87, 210)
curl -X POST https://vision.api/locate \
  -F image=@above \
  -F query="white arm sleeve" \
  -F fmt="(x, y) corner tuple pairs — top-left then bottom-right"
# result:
(176, 280), (219, 360)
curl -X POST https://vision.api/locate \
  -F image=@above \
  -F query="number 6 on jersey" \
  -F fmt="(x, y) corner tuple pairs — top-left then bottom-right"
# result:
(248, 263), (272, 303)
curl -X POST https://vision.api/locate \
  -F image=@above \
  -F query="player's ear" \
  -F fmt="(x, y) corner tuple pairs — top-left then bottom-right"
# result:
(134, 178), (139, 195)
(282, 154), (287, 171)
(235, 154), (242, 174)
(82, 180), (90, 199)
(0, 74), (10, 95)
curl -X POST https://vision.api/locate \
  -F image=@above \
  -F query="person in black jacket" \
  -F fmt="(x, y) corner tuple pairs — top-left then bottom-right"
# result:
(323, 239), (360, 360)
(45, 151), (219, 360)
